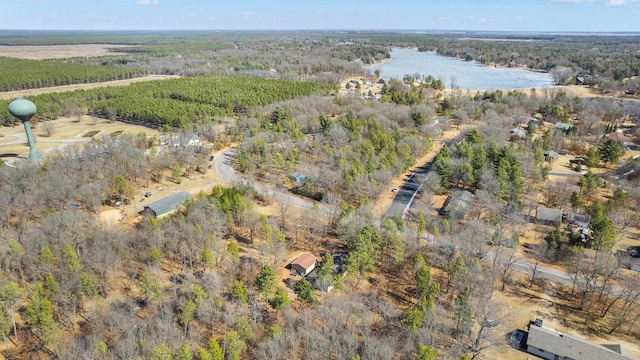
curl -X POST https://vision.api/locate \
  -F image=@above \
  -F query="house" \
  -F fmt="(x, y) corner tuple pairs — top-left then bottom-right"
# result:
(526, 320), (637, 360)
(564, 212), (591, 228)
(140, 191), (192, 218)
(439, 190), (475, 220)
(535, 206), (563, 227)
(290, 254), (318, 276)
(554, 122), (575, 132)
(543, 151), (559, 162)
(509, 128), (527, 140)
(610, 130), (626, 142)
(569, 156), (588, 169)
(528, 119), (543, 131)
(165, 133), (203, 148)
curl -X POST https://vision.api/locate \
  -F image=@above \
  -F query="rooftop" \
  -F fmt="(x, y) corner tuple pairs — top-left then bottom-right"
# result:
(291, 253), (317, 269)
(145, 191), (192, 213)
(527, 324), (636, 360)
(536, 206), (563, 223)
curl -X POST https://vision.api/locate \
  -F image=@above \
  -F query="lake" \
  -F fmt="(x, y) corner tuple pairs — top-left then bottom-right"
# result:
(364, 48), (554, 90)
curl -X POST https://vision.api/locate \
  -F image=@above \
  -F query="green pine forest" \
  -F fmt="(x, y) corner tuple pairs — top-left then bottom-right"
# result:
(0, 76), (336, 127)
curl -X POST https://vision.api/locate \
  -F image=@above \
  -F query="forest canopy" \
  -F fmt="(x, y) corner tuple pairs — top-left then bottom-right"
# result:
(0, 76), (336, 127)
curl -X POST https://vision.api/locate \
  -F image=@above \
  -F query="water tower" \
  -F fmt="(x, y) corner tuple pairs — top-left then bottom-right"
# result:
(8, 98), (43, 163)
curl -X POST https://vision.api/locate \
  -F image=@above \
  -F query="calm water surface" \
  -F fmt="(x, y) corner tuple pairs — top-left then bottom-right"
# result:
(365, 48), (554, 90)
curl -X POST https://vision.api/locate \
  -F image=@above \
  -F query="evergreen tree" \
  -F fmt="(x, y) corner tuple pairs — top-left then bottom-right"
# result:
(454, 286), (473, 337)
(224, 330), (247, 360)
(415, 264), (440, 312)
(598, 138), (625, 166)
(294, 279), (316, 304)
(254, 265), (278, 298)
(268, 287), (290, 310)
(177, 344), (193, 360)
(207, 337), (224, 360)
(417, 345), (437, 360)
(231, 280), (249, 304)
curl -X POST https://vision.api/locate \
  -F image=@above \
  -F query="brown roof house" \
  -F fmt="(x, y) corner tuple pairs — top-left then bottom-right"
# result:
(290, 254), (318, 276)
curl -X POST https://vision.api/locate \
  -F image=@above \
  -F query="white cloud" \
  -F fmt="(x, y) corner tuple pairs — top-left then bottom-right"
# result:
(137, 0), (160, 6)
(608, 0), (640, 6)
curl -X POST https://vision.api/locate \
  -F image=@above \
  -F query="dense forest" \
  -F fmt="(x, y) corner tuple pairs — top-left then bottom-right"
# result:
(0, 76), (336, 127)
(0, 57), (147, 92)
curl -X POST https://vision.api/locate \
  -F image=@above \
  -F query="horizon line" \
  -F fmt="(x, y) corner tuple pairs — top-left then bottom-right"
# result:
(1, 29), (640, 35)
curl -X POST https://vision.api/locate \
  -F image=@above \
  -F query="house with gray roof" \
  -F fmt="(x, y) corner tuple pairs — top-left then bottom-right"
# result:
(544, 150), (559, 162)
(535, 206), (563, 226)
(140, 191), (192, 218)
(526, 321), (636, 360)
(554, 122), (575, 131)
(440, 190), (475, 220)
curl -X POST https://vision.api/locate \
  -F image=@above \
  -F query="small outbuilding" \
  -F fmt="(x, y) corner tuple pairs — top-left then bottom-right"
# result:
(290, 254), (318, 276)
(140, 191), (192, 218)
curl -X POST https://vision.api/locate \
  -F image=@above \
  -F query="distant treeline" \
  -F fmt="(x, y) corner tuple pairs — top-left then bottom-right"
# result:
(0, 76), (336, 127)
(0, 57), (148, 91)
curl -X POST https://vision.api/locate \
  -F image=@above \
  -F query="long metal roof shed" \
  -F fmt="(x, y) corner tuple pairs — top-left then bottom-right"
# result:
(141, 191), (192, 218)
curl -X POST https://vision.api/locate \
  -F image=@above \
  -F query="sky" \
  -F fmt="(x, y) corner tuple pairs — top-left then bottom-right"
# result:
(1, 0), (640, 32)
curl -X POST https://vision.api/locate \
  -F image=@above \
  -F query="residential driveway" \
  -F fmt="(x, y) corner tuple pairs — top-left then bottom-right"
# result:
(214, 148), (332, 214)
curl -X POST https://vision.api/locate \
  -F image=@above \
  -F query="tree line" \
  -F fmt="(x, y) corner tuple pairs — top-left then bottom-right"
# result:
(0, 57), (147, 92)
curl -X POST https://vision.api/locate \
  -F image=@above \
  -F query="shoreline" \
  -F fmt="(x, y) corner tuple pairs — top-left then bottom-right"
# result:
(365, 47), (554, 89)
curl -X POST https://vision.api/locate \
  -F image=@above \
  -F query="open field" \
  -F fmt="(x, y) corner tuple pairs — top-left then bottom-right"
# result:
(0, 44), (133, 60)
(0, 115), (159, 161)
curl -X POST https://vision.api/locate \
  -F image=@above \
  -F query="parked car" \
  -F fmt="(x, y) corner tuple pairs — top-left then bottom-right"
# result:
(392, 187), (398, 192)
(209, 155), (215, 161)
(144, 191), (152, 197)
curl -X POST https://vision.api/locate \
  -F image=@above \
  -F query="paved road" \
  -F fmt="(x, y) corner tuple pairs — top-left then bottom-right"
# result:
(385, 160), (433, 219)
(423, 234), (575, 287)
(384, 133), (466, 219)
